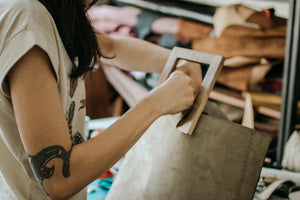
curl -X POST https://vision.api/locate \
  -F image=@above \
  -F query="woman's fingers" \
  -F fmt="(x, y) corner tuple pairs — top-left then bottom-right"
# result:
(171, 70), (200, 97)
(175, 60), (202, 86)
(148, 69), (201, 116)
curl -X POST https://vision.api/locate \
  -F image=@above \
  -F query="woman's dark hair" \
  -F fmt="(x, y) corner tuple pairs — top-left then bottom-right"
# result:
(38, 0), (102, 78)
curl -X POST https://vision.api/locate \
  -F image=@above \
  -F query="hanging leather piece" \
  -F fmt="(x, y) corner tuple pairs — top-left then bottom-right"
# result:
(192, 36), (285, 58)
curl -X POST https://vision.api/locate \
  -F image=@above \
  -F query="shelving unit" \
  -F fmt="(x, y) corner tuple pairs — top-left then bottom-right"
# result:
(183, 0), (298, 166)
(277, 0), (300, 164)
(184, 0), (299, 167)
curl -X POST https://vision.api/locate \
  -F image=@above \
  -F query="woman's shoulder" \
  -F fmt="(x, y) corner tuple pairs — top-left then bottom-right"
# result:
(1, 0), (42, 14)
(0, 0), (29, 9)
(0, 0), (62, 99)
(0, 0), (54, 30)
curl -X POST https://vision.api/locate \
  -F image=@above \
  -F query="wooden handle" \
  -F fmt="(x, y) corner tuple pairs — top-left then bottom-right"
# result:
(157, 47), (224, 135)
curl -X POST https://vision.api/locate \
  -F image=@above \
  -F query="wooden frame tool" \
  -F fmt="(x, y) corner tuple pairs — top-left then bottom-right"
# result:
(157, 47), (224, 135)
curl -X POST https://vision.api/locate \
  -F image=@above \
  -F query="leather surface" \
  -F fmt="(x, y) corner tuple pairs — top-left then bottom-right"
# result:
(106, 114), (271, 200)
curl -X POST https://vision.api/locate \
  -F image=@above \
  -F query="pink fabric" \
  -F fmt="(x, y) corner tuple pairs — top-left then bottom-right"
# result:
(88, 5), (139, 37)
(88, 5), (211, 43)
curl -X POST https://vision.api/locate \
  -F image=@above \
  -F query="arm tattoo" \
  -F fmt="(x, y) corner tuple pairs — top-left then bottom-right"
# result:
(27, 145), (72, 196)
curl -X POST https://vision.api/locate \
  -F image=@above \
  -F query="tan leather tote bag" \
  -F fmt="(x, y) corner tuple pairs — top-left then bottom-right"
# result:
(106, 48), (271, 200)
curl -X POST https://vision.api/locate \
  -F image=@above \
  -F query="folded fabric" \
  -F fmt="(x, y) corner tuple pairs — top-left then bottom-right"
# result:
(136, 9), (166, 39)
(224, 56), (261, 68)
(213, 4), (257, 37)
(217, 64), (272, 91)
(289, 186), (300, 200)
(282, 130), (300, 172)
(220, 14), (286, 37)
(89, 5), (212, 47)
(88, 6), (139, 37)
(255, 179), (296, 200)
(175, 18), (212, 43)
(192, 4), (286, 58)
(137, 9), (212, 46)
(214, 4), (286, 37)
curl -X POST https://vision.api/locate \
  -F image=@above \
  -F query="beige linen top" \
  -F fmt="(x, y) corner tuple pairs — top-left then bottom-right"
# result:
(0, 0), (87, 199)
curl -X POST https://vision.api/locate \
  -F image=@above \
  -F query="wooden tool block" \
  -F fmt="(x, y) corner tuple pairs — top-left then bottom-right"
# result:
(157, 47), (224, 135)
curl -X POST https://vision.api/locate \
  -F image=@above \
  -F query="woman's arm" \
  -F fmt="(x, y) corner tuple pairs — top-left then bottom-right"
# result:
(8, 46), (199, 199)
(97, 32), (202, 84)
(97, 32), (170, 73)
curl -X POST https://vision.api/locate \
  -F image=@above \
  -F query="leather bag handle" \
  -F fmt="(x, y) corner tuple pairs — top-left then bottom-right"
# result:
(156, 47), (224, 135)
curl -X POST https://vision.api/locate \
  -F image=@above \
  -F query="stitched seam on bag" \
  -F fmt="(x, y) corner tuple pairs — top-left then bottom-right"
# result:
(233, 132), (254, 200)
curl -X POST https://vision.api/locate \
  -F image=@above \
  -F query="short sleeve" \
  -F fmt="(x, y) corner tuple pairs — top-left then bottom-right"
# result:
(0, 1), (61, 98)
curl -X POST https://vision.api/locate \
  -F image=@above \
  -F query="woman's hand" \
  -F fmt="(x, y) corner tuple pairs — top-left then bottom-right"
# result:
(145, 70), (201, 116)
(175, 60), (202, 86)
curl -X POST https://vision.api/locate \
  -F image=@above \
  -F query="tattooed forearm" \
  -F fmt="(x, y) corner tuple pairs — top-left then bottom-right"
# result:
(27, 145), (72, 196)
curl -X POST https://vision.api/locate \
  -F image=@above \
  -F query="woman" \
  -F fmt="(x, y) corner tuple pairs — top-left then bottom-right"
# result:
(0, 0), (201, 199)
